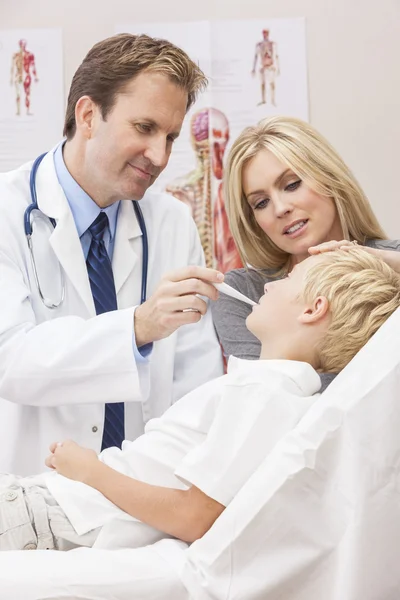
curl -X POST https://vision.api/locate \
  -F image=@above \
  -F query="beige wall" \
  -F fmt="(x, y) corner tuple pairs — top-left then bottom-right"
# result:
(1, 0), (399, 237)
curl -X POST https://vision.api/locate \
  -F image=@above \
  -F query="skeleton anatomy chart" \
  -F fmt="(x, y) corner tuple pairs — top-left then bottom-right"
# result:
(117, 19), (308, 271)
(0, 29), (64, 171)
(165, 107), (237, 271)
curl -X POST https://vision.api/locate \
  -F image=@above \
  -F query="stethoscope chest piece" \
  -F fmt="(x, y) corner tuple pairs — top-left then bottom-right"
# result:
(27, 209), (65, 309)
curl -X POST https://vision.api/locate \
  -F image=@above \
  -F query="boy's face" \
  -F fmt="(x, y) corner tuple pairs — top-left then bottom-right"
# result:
(246, 255), (320, 343)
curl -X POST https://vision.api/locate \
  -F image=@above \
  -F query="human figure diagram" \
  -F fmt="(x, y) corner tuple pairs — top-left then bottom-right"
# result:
(10, 39), (39, 116)
(252, 29), (280, 106)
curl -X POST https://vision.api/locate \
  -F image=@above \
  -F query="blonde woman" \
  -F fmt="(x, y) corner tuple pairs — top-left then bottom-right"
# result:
(212, 116), (400, 389)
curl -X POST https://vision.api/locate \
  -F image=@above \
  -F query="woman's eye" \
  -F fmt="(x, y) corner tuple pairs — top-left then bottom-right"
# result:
(254, 198), (269, 210)
(285, 180), (301, 192)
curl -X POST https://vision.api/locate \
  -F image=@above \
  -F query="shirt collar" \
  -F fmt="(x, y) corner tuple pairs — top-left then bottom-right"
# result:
(227, 356), (321, 396)
(53, 141), (120, 238)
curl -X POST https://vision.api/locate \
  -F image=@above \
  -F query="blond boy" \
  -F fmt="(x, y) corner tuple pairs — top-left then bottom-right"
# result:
(0, 248), (399, 599)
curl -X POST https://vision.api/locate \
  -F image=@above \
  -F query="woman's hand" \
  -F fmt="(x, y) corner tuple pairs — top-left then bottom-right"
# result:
(45, 440), (99, 484)
(309, 240), (400, 274)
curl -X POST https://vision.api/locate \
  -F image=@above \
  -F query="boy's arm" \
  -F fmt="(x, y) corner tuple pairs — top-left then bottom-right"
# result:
(46, 440), (224, 543)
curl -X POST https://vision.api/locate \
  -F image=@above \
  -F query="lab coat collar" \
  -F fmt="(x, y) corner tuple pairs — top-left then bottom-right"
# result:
(112, 199), (142, 296)
(34, 149), (95, 313)
(227, 356), (321, 396)
(34, 149), (143, 313)
(35, 147), (67, 221)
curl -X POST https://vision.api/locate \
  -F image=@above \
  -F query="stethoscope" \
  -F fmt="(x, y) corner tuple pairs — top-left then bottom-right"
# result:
(24, 152), (148, 309)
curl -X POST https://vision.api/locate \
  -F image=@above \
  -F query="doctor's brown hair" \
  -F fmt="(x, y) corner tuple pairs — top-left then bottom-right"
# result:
(63, 33), (207, 140)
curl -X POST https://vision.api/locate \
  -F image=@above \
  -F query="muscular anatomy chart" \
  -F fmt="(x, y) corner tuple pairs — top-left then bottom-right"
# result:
(10, 39), (39, 116)
(0, 29), (64, 171)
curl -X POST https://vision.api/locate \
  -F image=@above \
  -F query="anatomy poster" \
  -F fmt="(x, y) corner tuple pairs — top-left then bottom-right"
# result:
(0, 29), (64, 172)
(117, 19), (308, 271)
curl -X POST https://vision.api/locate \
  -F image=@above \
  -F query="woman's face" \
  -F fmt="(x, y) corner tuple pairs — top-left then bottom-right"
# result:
(242, 149), (343, 265)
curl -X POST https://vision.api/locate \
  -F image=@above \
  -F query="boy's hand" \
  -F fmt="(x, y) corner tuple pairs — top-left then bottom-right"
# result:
(45, 440), (99, 484)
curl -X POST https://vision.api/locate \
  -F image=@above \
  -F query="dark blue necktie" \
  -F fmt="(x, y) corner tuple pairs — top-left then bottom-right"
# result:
(86, 212), (125, 450)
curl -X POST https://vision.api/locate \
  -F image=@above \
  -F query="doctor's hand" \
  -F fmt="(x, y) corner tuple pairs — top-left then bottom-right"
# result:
(134, 265), (224, 347)
(45, 440), (99, 484)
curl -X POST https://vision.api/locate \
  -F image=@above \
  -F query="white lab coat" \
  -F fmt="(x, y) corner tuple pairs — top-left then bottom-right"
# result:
(0, 150), (223, 475)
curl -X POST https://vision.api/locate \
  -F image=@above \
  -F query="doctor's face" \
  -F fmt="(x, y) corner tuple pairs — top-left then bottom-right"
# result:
(84, 71), (187, 204)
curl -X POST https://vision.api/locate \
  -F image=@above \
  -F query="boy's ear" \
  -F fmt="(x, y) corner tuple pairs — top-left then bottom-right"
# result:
(298, 296), (329, 324)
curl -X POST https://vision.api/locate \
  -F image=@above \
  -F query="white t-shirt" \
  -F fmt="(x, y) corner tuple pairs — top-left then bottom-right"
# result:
(45, 357), (320, 548)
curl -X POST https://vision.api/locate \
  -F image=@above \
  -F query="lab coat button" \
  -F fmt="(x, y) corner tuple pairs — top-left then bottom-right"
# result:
(23, 542), (37, 550)
(92, 426), (98, 433)
(5, 490), (17, 501)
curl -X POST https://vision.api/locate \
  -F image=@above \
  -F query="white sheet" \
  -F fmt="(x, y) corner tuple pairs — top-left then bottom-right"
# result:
(178, 307), (400, 600)
(2, 309), (400, 599)
(0, 540), (189, 600)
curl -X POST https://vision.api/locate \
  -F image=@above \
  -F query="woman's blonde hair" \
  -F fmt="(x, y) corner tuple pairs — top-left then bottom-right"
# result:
(225, 116), (386, 270)
(302, 248), (400, 373)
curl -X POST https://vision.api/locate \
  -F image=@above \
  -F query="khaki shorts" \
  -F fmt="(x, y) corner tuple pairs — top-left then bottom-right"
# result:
(0, 474), (98, 551)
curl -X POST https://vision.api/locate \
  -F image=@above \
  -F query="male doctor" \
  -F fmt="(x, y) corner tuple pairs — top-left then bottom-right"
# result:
(0, 33), (224, 475)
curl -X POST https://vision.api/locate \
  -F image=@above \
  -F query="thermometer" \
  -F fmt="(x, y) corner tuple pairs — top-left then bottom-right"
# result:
(213, 281), (257, 306)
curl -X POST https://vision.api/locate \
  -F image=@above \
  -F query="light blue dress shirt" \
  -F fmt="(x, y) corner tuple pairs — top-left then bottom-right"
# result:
(53, 142), (151, 360)
(53, 142), (120, 260)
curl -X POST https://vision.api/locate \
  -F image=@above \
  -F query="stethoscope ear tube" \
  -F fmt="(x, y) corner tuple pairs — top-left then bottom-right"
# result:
(25, 152), (47, 236)
(132, 201), (148, 305)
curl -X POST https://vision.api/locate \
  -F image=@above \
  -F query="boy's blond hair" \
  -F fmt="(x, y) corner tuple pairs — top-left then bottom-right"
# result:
(302, 248), (400, 372)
